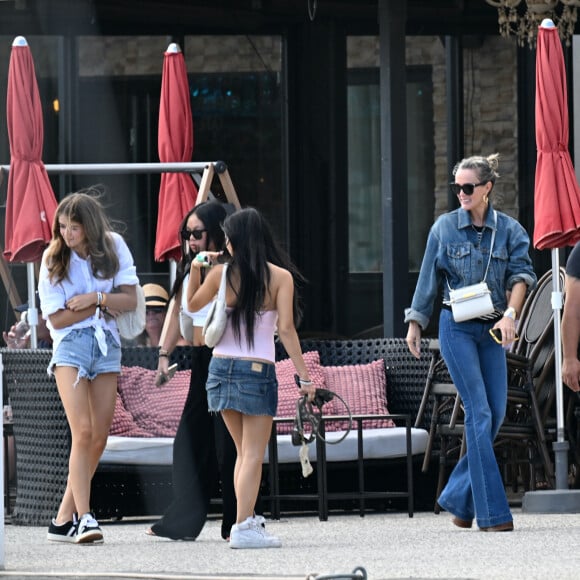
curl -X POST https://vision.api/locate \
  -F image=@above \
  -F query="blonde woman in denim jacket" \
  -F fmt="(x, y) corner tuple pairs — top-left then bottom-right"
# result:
(405, 154), (536, 532)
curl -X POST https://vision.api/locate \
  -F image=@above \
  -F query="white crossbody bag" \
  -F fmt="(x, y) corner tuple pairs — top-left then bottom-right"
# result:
(446, 211), (496, 323)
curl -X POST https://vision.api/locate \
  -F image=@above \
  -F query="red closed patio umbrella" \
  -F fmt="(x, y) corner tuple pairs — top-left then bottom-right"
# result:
(3, 36), (58, 349)
(154, 43), (198, 263)
(525, 19), (580, 508)
(533, 22), (580, 251)
(4, 36), (57, 264)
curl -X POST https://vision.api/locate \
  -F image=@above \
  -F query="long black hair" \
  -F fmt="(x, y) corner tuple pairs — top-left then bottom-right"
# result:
(222, 207), (305, 347)
(170, 201), (227, 298)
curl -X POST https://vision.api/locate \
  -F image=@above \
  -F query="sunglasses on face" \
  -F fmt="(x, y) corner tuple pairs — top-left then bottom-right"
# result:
(449, 181), (488, 196)
(180, 228), (207, 241)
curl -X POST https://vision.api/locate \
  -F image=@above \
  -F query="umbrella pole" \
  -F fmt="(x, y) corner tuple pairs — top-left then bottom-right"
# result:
(27, 263), (37, 349)
(0, 353), (5, 567)
(169, 260), (177, 290)
(522, 249), (580, 512)
(550, 249), (568, 489)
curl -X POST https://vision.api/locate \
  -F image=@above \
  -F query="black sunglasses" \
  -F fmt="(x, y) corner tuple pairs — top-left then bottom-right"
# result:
(180, 228), (207, 241)
(449, 181), (488, 196)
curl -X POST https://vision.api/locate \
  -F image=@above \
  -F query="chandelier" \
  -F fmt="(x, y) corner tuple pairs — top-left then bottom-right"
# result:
(485, 1), (580, 47)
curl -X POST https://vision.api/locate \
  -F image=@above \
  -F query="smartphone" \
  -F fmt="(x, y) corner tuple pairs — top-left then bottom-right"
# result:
(155, 363), (178, 387)
(489, 328), (519, 344)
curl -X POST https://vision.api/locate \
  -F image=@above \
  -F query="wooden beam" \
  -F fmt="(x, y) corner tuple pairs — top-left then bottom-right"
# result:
(0, 254), (23, 311)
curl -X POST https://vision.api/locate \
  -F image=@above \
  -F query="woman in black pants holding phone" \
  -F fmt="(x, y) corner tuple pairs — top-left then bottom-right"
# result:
(147, 201), (237, 541)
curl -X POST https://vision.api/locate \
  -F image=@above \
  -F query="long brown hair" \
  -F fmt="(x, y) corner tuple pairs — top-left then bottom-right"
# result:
(45, 190), (120, 284)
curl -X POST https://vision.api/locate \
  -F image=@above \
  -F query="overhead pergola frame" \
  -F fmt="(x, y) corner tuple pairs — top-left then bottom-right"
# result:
(0, 159), (241, 205)
(0, 160), (240, 347)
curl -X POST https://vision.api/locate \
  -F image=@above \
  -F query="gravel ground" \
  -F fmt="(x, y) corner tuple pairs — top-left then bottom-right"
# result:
(1, 508), (580, 579)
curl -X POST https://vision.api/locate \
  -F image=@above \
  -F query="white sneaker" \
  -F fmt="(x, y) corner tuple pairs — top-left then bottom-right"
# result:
(253, 514), (266, 527)
(229, 516), (281, 549)
(75, 512), (103, 544)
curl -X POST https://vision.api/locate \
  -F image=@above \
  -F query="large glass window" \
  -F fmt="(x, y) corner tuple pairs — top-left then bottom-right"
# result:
(345, 36), (437, 336)
(406, 67), (435, 272)
(347, 69), (381, 273)
(347, 42), (435, 275)
(74, 35), (283, 281)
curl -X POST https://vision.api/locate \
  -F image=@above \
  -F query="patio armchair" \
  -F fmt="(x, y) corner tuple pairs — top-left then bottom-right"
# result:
(494, 268), (562, 491)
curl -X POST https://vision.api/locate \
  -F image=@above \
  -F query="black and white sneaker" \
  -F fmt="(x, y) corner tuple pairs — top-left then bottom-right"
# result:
(76, 512), (103, 544)
(47, 514), (78, 543)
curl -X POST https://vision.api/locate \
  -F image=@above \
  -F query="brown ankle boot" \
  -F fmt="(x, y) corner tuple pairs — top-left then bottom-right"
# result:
(480, 521), (514, 532)
(452, 516), (473, 529)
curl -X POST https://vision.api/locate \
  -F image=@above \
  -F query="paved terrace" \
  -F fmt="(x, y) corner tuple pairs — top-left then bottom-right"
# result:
(1, 508), (580, 579)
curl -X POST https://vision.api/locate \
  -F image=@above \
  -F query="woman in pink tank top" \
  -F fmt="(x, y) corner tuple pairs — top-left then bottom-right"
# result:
(187, 207), (315, 549)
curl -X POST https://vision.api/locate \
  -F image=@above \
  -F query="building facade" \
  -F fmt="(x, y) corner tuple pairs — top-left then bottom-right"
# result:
(0, 1), (564, 336)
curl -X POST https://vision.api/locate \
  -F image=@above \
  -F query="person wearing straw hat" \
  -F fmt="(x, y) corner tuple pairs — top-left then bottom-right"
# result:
(140, 283), (170, 347)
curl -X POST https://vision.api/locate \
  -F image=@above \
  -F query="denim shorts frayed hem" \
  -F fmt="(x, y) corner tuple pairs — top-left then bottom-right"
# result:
(206, 356), (278, 416)
(48, 327), (121, 386)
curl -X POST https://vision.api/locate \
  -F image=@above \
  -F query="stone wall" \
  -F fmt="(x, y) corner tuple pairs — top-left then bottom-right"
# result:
(348, 34), (519, 220)
(77, 35), (281, 76)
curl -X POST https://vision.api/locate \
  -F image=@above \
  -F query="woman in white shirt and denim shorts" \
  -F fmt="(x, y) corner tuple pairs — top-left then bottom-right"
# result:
(38, 190), (139, 545)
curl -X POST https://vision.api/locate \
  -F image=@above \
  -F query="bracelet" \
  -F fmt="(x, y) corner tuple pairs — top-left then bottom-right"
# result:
(503, 307), (516, 320)
(159, 349), (169, 358)
(159, 353), (169, 358)
(96, 291), (103, 306)
(101, 292), (107, 307)
(299, 379), (313, 385)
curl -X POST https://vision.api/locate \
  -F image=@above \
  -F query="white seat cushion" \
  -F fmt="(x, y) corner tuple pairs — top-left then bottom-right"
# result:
(264, 427), (429, 464)
(101, 427), (428, 466)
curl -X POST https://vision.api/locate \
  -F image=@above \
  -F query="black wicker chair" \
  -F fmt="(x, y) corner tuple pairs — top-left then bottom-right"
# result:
(2, 339), (432, 525)
(1, 346), (193, 526)
(1, 349), (66, 525)
(266, 338), (432, 520)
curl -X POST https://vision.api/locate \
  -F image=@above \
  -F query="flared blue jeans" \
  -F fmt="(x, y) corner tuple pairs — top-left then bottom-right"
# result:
(436, 309), (513, 528)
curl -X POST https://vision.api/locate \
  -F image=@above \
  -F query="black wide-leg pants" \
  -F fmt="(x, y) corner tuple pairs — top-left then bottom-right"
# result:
(151, 345), (237, 540)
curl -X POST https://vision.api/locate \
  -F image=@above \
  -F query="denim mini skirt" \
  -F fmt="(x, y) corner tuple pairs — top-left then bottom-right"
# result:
(206, 356), (278, 416)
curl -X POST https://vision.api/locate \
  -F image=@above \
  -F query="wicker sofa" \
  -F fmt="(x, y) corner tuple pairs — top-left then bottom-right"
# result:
(1, 338), (433, 526)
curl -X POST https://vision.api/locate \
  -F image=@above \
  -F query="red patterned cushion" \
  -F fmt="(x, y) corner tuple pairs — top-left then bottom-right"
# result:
(275, 351), (327, 434)
(116, 365), (190, 437)
(322, 359), (395, 430)
(109, 393), (152, 437)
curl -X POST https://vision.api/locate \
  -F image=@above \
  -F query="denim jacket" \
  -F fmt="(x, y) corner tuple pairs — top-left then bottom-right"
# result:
(404, 205), (537, 330)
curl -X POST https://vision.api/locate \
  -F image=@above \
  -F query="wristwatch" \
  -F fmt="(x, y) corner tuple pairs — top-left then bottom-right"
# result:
(503, 307), (516, 320)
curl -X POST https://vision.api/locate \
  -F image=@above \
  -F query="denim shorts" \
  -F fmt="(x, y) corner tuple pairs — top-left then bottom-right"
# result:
(49, 327), (121, 383)
(206, 357), (278, 416)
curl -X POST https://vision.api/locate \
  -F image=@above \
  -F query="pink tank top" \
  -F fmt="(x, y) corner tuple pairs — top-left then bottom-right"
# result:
(213, 309), (278, 363)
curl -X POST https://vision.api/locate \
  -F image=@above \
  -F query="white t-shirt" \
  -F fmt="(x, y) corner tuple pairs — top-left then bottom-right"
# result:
(38, 232), (139, 354)
(181, 272), (213, 327)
